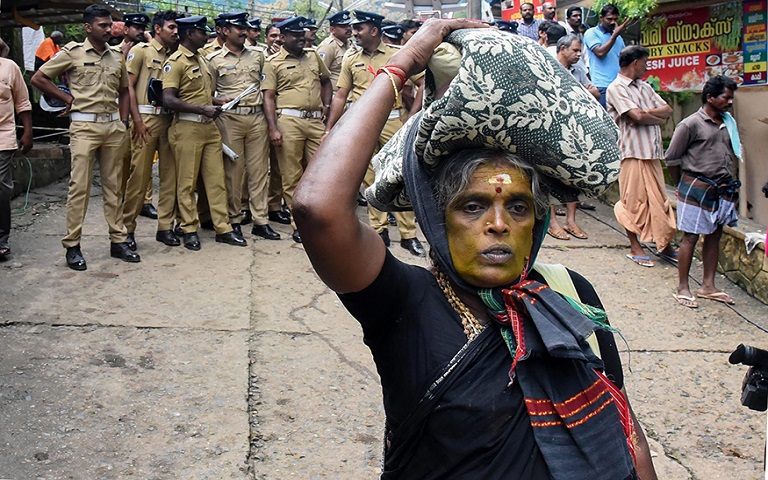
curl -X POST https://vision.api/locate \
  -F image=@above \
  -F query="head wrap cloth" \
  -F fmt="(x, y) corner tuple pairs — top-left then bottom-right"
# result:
(366, 29), (620, 212)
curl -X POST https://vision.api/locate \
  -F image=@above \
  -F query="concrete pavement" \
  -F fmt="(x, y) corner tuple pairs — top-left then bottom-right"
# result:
(1, 172), (766, 479)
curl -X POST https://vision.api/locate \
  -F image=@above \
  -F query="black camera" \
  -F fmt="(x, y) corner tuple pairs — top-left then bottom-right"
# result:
(729, 344), (768, 412)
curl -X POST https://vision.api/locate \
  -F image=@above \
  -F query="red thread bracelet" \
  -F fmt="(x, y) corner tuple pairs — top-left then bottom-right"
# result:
(376, 67), (405, 90)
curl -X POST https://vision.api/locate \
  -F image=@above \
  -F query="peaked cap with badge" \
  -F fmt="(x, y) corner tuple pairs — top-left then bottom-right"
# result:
(328, 10), (352, 26)
(123, 13), (150, 27)
(382, 24), (404, 41)
(176, 16), (211, 32)
(276, 16), (308, 33)
(350, 10), (384, 27)
(247, 18), (262, 30)
(215, 12), (249, 27)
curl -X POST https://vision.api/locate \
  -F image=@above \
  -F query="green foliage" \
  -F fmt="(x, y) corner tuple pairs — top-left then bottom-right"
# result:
(591, 0), (658, 20)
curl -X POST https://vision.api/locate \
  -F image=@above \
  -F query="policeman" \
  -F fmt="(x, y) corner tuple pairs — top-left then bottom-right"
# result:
(304, 18), (319, 47)
(207, 12), (279, 241)
(123, 10), (182, 250)
(262, 16), (332, 243)
(316, 10), (352, 93)
(119, 13), (158, 219)
(161, 15), (246, 250)
(381, 23), (404, 45)
(202, 12), (241, 56)
(31, 4), (138, 270)
(245, 18), (265, 49)
(325, 10), (426, 257)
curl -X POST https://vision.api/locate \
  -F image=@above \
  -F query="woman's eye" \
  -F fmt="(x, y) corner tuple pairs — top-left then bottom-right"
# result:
(463, 203), (483, 214)
(508, 203), (528, 215)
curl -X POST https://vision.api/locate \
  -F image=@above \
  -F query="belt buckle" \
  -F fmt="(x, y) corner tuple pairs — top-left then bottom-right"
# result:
(300, 110), (309, 119)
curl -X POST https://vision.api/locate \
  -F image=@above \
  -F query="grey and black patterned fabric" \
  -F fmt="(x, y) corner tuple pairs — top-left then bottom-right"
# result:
(367, 28), (621, 211)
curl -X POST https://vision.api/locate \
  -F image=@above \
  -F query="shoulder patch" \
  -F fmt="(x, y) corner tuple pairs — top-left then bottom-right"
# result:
(163, 64), (172, 73)
(319, 52), (326, 60)
(127, 52), (135, 62)
(51, 51), (61, 60)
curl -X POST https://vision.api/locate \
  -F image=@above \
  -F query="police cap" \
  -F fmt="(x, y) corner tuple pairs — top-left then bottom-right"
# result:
(350, 10), (384, 27)
(276, 16), (308, 33)
(328, 10), (352, 25)
(247, 18), (262, 30)
(381, 24), (404, 40)
(176, 16), (211, 32)
(305, 17), (318, 30)
(215, 12), (249, 27)
(123, 13), (150, 27)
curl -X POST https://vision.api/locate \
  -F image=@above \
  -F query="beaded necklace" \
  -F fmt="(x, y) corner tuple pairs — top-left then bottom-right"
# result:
(435, 270), (485, 340)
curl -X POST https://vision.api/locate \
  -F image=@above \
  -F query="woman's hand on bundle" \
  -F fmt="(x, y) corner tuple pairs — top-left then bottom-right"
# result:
(388, 18), (487, 78)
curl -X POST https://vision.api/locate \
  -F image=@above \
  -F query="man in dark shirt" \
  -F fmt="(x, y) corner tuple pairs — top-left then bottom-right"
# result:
(666, 75), (739, 308)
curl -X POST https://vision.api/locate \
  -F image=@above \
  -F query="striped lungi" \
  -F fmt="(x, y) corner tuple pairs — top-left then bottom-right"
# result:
(676, 172), (739, 235)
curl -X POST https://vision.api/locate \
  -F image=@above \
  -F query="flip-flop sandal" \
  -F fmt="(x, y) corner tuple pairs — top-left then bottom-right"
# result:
(673, 293), (698, 309)
(626, 254), (654, 267)
(0, 246), (9, 258)
(547, 227), (570, 240)
(555, 207), (566, 216)
(577, 201), (596, 210)
(696, 291), (735, 305)
(659, 252), (678, 265)
(563, 226), (588, 239)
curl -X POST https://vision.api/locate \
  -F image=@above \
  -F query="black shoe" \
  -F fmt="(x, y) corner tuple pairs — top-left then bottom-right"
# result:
(140, 204), (158, 219)
(401, 238), (425, 257)
(126, 233), (137, 251)
(282, 202), (291, 215)
(291, 230), (302, 243)
(183, 232), (201, 251)
(241, 210), (253, 225)
(268, 210), (291, 225)
(0, 242), (9, 259)
(387, 212), (397, 226)
(231, 223), (243, 238)
(252, 224), (281, 240)
(65, 246), (87, 271)
(215, 231), (248, 247)
(379, 230), (390, 247)
(156, 230), (181, 246)
(200, 220), (215, 230)
(110, 242), (141, 263)
(173, 224), (184, 237)
(356, 192), (368, 206)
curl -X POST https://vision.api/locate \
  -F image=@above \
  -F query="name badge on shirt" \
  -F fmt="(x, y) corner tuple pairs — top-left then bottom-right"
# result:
(191, 67), (200, 73)
(353, 62), (365, 67)
(225, 65), (236, 70)
(286, 65), (296, 70)
(152, 58), (162, 64)
(83, 62), (96, 66)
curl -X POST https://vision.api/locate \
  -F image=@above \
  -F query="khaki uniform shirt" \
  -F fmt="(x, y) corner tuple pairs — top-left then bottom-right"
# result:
(126, 38), (172, 106)
(161, 44), (215, 106)
(317, 35), (350, 91)
(262, 48), (330, 110)
(39, 39), (127, 113)
(200, 39), (223, 57)
(207, 44), (265, 107)
(338, 41), (404, 107)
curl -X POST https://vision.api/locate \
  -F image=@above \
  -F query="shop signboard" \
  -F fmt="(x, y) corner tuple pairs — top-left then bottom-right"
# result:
(643, 1), (768, 91)
(501, 0), (551, 22)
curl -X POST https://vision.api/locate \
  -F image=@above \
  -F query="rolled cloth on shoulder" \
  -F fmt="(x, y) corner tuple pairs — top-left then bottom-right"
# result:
(366, 28), (621, 211)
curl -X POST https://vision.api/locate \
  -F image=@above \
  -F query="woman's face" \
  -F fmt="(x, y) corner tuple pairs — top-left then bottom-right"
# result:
(446, 163), (535, 288)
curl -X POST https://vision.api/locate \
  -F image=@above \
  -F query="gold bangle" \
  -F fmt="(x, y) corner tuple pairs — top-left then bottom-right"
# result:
(381, 70), (401, 108)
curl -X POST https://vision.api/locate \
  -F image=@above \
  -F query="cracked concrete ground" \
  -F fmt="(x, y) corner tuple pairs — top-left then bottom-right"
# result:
(1, 171), (767, 479)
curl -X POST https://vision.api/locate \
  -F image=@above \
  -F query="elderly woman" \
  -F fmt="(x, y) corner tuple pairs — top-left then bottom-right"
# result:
(293, 19), (657, 479)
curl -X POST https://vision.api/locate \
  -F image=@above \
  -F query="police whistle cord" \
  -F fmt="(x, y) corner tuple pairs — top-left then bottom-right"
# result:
(577, 207), (768, 335)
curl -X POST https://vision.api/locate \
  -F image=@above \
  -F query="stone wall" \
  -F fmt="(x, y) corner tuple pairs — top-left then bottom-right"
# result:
(600, 182), (768, 305)
(11, 143), (70, 197)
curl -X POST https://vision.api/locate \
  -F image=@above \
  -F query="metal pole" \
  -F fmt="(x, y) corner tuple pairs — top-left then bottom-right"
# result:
(469, 0), (482, 20)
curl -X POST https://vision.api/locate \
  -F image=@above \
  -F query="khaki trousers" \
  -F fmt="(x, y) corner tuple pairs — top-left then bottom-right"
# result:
(363, 117), (416, 239)
(62, 120), (129, 248)
(123, 114), (177, 232)
(216, 112), (270, 225)
(275, 115), (324, 228)
(267, 147), (283, 212)
(169, 119), (232, 235)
